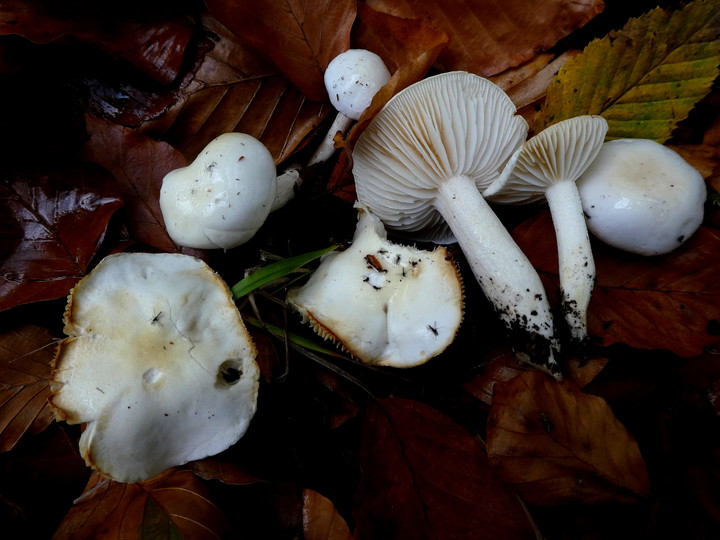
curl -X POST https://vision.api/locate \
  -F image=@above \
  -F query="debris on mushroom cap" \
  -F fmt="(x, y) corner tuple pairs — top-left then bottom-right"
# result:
(159, 132), (277, 250)
(484, 115), (608, 345)
(352, 71), (561, 378)
(286, 203), (463, 368)
(50, 252), (260, 483)
(324, 49), (391, 121)
(577, 138), (707, 256)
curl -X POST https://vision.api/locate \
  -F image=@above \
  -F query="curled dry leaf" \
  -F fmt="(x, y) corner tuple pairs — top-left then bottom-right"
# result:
(0, 160), (123, 310)
(0, 325), (58, 451)
(487, 371), (650, 505)
(205, 0), (356, 101)
(302, 489), (352, 540)
(365, 0), (604, 76)
(354, 398), (535, 540)
(54, 470), (231, 540)
(80, 115), (187, 253)
(513, 211), (720, 357)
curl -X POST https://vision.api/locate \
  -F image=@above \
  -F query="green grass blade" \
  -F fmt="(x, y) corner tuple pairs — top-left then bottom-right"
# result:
(243, 315), (347, 359)
(231, 245), (338, 299)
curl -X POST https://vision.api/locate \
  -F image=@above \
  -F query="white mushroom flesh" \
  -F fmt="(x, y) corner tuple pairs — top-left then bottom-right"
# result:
(160, 133), (277, 250)
(51, 252), (260, 483)
(577, 139), (706, 256)
(353, 72), (560, 377)
(287, 204), (463, 368)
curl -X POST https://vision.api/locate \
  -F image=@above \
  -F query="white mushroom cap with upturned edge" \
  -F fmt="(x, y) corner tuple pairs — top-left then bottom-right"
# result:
(160, 133), (277, 250)
(287, 203), (463, 368)
(353, 71), (561, 378)
(50, 252), (260, 483)
(577, 139), (706, 256)
(484, 115), (608, 343)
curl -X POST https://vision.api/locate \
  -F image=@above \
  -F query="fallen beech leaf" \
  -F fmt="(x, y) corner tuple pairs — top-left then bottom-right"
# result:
(487, 371), (650, 505)
(365, 0), (603, 76)
(206, 0), (356, 101)
(80, 115), (186, 253)
(142, 14), (330, 164)
(354, 398), (535, 540)
(536, 0), (720, 140)
(0, 160), (122, 310)
(54, 470), (231, 539)
(303, 489), (352, 540)
(513, 211), (720, 356)
(0, 325), (57, 451)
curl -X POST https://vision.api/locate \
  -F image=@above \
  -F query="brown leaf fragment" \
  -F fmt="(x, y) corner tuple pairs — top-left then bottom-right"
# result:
(0, 325), (57, 451)
(353, 398), (535, 540)
(80, 115), (187, 253)
(513, 211), (720, 357)
(0, 160), (123, 310)
(487, 371), (650, 505)
(205, 0), (357, 101)
(365, 0), (604, 76)
(54, 469), (231, 540)
(303, 489), (353, 540)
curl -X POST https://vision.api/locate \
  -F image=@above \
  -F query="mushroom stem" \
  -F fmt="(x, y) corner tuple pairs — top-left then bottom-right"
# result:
(435, 174), (560, 376)
(307, 113), (354, 166)
(544, 180), (595, 343)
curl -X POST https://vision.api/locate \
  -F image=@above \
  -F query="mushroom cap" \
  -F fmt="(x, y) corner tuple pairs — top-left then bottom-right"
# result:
(577, 139), (706, 256)
(287, 203), (463, 368)
(324, 49), (391, 121)
(353, 71), (528, 243)
(160, 133), (277, 250)
(50, 252), (260, 483)
(484, 115), (609, 204)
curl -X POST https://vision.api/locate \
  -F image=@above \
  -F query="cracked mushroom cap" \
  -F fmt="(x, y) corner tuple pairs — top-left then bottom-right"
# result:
(353, 71), (528, 243)
(287, 204), (463, 368)
(484, 115), (609, 203)
(50, 252), (260, 483)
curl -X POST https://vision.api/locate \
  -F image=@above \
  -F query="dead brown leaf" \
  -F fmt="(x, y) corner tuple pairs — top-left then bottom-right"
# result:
(0, 325), (57, 452)
(205, 0), (356, 102)
(302, 489), (352, 540)
(365, 0), (604, 76)
(487, 371), (650, 505)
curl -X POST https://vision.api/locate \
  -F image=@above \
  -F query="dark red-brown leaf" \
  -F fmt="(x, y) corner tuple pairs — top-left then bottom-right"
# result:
(0, 160), (122, 310)
(353, 397), (535, 540)
(0, 324), (57, 451)
(513, 210), (720, 356)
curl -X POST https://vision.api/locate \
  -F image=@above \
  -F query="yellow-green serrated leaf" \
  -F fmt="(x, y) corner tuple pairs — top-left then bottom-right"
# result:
(535, 0), (720, 142)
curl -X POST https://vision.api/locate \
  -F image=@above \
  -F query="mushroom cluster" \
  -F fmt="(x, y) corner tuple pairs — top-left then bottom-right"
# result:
(51, 252), (260, 483)
(287, 203), (463, 368)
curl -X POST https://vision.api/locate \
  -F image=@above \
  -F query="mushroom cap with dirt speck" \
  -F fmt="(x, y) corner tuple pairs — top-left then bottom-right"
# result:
(160, 132), (277, 250)
(577, 138), (706, 256)
(50, 252), (260, 483)
(286, 203), (463, 368)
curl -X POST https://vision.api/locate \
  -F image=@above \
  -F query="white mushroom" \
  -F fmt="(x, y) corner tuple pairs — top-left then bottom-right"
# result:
(484, 116), (608, 344)
(307, 49), (391, 166)
(352, 71), (561, 377)
(50, 252), (260, 483)
(287, 203), (463, 368)
(577, 139), (706, 256)
(160, 132), (277, 250)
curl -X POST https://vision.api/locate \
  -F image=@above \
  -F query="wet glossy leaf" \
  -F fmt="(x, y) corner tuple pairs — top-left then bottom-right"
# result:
(205, 0), (356, 101)
(0, 325), (57, 451)
(513, 211), (720, 356)
(487, 371), (650, 505)
(365, 0), (603, 76)
(54, 470), (231, 540)
(0, 160), (123, 310)
(536, 0), (720, 140)
(353, 398), (535, 540)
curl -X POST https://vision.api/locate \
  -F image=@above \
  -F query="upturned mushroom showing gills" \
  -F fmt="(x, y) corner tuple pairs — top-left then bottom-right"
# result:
(352, 71), (561, 377)
(287, 203), (463, 368)
(50, 252), (260, 483)
(160, 132), (277, 250)
(576, 138), (706, 256)
(484, 115), (608, 344)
